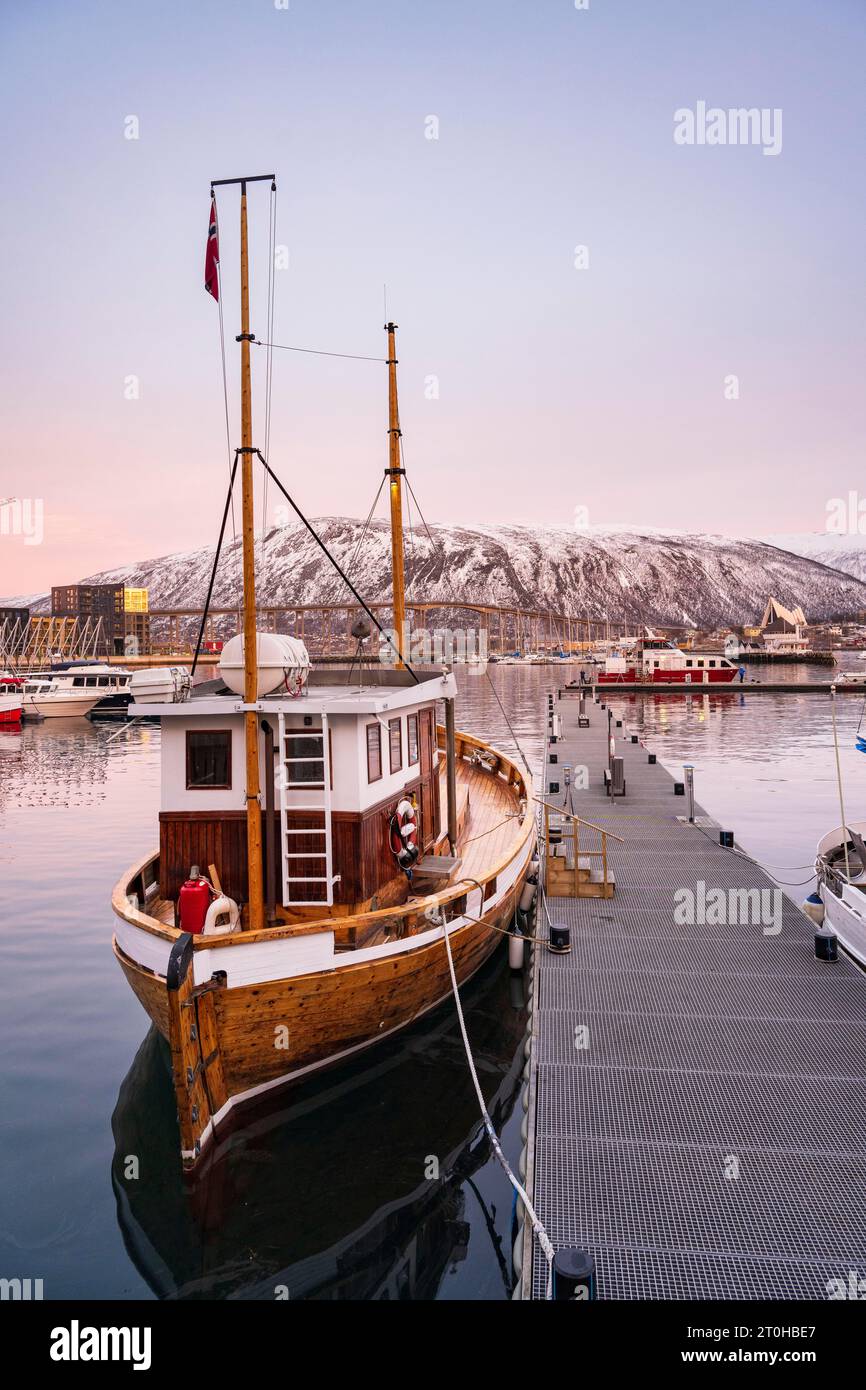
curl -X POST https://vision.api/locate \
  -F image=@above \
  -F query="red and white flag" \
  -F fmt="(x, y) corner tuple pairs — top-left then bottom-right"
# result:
(204, 193), (219, 301)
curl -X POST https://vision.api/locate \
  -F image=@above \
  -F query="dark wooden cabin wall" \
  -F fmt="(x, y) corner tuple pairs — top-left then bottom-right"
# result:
(159, 760), (440, 907)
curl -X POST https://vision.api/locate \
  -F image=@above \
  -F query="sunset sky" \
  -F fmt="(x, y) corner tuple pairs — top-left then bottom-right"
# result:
(1, 0), (864, 597)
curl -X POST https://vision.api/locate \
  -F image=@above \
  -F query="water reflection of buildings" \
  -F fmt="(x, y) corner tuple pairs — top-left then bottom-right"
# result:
(0, 721), (158, 811)
(111, 956), (525, 1301)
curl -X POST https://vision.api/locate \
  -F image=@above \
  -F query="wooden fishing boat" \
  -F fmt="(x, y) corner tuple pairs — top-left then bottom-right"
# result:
(110, 954), (527, 1299)
(111, 173), (536, 1171)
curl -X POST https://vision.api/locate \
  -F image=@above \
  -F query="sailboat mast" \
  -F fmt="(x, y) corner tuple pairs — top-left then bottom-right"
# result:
(385, 322), (406, 664)
(239, 183), (265, 932)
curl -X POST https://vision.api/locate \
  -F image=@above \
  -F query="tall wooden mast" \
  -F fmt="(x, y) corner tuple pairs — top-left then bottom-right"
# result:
(385, 321), (406, 664)
(239, 182), (264, 932)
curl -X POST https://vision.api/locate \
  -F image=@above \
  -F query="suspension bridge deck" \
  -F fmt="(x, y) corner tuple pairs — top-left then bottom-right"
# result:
(521, 690), (866, 1300)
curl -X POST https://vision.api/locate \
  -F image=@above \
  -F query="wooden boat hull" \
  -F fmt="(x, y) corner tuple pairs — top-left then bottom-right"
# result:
(115, 886), (515, 1084)
(113, 878), (521, 1164)
(110, 955), (527, 1299)
(112, 728), (535, 1170)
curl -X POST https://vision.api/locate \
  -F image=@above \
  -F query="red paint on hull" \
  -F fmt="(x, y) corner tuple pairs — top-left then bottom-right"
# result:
(597, 669), (737, 685)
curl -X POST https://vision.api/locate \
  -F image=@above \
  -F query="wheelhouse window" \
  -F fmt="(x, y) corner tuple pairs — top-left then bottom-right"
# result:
(389, 718), (402, 774)
(366, 723), (382, 782)
(285, 733), (324, 786)
(407, 713), (419, 765)
(186, 730), (232, 789)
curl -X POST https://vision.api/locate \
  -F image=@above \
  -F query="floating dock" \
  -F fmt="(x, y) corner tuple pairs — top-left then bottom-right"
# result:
(520, 691), (866, 1300)
(563, 681), (866, 696)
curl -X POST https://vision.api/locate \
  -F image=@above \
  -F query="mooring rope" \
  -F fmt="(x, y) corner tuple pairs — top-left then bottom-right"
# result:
(441, 880), (555, 1296)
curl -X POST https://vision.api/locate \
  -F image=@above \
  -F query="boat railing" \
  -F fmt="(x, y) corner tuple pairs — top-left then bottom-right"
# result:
(115, 728), (535, 951)
(435, 723), (530, 797)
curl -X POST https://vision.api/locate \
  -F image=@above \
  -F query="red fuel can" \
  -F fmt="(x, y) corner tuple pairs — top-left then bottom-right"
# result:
(178, 874), (211, 935)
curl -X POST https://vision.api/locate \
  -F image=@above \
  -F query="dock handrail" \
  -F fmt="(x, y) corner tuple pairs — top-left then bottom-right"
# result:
(542, 796), (619, 897)
(533, 795), (625, 843)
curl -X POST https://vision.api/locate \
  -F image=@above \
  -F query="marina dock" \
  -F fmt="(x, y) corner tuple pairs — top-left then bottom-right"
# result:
(568, 681), (866, 696)
(520, 691), (866, 1300)
(575, 681), (866, 695)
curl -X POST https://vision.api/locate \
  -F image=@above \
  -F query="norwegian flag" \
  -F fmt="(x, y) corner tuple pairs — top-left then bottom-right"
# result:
(204, 193), (219, 301)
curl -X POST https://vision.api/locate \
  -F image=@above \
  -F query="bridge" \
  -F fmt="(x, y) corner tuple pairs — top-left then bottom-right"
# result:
(142, 603), (662, 660)
(3, 603), (686, 670)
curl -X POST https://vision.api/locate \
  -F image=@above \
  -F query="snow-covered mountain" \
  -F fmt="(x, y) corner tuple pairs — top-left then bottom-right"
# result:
(762, 533), (866, 585)
(13, 521), (866, 629)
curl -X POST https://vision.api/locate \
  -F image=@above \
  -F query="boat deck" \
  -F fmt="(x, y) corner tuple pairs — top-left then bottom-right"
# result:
(444, 757), (524, 884)
(141, 752), (525, 934)
(523, 691), (866, 1300)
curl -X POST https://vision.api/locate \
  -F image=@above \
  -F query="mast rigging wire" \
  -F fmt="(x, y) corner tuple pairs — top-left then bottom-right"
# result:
(319, 477), (387, 612)
(830, 685), (851, 880)
(191, 451), (240, 680)
(255, 450), (420, 681)
(396, 440), (534, 772)
(252, 338), (386, 362)
(212, 192), (238, 577)
(260, 182), (277, 571)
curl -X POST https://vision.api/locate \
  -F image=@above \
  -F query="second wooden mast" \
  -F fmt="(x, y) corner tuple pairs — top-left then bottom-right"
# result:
(385, 321), (406, 664)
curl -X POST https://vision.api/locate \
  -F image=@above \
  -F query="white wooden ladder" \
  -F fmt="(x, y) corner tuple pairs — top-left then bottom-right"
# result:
(277, 712), (339, 907)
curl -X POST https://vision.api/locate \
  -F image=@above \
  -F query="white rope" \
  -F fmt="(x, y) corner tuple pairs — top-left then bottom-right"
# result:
(440, 912), (555, 1296)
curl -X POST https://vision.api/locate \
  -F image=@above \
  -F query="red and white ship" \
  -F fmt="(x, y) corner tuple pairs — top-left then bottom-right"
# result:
(0, 675), (24, 724)
(596, 640), (739, 685)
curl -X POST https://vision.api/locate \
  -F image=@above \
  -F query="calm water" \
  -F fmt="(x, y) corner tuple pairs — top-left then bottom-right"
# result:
(1, 660), (864, 1299)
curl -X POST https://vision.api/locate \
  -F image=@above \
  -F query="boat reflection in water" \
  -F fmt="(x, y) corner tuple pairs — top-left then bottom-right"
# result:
(111, 950), (526, 1300)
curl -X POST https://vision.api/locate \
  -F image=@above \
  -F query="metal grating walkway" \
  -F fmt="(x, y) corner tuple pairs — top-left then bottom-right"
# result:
(525, 692), (866, 1300)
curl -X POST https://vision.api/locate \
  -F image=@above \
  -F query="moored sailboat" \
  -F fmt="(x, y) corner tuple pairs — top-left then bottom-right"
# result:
(111, 174), (536, 1171)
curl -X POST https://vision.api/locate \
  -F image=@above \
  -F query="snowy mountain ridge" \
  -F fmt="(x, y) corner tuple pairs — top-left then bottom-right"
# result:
(7, 519), (866, 630)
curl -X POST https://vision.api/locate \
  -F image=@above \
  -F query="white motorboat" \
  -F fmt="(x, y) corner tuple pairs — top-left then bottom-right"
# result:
(814, 820), (866, 968)
(25, 662), (135, 719)
(20, 676), (102, 719)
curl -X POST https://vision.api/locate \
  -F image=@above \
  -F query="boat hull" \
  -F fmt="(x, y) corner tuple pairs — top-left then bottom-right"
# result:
(112, 877), (520, 1161)
(817, 820), (866, 968)
(22, 693), (101, 718)
(597, 668), (737, 685)
(0, 698), (22, 723)
(820, 887), (866, 968)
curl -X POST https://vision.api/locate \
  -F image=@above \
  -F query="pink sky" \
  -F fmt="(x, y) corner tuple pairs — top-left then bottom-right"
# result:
(1, 0), (864, 599)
